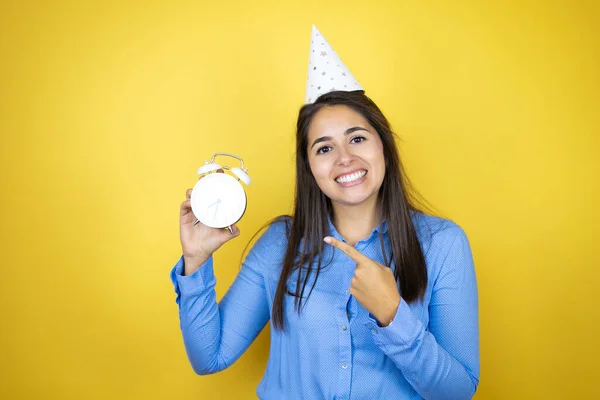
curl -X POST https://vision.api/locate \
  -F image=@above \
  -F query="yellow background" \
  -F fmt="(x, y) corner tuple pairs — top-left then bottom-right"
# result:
(1, 1), (598, 399)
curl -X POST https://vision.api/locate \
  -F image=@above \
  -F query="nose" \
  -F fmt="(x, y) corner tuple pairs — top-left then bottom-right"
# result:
(336, 144), (355, 166)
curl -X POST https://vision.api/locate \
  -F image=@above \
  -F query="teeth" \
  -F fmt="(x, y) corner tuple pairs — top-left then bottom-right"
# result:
(335, 170), (367, 184)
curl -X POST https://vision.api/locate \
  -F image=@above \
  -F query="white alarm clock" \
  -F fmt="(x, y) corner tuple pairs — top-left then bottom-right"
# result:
(190, 153), (251, 230)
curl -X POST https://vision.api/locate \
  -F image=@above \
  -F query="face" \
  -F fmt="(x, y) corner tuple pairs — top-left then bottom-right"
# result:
(306, 105), (385, 209)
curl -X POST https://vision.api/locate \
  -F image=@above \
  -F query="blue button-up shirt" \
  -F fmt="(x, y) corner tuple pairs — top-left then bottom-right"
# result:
(170, 212), (479, 399)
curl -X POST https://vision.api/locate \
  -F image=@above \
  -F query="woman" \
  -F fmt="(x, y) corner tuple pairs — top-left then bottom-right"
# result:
(171, 90), (480, 399)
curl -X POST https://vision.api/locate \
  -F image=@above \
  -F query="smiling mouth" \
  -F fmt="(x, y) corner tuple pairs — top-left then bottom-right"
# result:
(335, 170), (367, 184)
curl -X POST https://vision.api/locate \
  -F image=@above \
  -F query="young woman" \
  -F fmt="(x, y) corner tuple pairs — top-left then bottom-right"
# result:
(171, 91), (480, 399)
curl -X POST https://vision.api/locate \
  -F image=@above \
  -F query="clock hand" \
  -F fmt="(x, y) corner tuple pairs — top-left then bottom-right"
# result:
(214, 201), (220, 219)
(194, 199), (220, 227)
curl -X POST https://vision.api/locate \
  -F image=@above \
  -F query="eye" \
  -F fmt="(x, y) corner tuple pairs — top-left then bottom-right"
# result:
(316, 145), (332, 155)
(350, 135), (366, 144)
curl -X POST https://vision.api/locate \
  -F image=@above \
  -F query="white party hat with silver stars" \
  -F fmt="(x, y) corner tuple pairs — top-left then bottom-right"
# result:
(305, 25), (364, 104)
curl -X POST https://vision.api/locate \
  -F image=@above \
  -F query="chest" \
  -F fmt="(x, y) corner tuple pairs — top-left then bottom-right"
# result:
(265, 251), (432, 339)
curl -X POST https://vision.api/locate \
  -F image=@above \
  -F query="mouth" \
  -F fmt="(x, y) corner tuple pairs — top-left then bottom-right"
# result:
(335, 169), (368, 184)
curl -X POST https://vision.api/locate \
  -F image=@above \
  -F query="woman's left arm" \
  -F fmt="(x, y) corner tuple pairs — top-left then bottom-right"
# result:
(325, 227), (480, 400)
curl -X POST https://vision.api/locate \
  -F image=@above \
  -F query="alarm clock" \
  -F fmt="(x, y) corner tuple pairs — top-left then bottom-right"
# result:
(190, 153), (251, 230)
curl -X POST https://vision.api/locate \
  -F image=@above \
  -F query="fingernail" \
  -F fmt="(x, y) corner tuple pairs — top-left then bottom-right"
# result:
(323, 237), (331, 244)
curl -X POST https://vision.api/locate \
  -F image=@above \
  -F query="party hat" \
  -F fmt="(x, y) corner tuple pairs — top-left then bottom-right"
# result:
(305, 25), (364, 104)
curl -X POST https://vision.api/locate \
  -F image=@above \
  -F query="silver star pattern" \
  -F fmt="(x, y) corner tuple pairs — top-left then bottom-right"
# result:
(306, 26), (363, 103)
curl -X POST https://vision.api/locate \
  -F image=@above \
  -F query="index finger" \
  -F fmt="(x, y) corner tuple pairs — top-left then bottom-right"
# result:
(324, 236), (369, 263)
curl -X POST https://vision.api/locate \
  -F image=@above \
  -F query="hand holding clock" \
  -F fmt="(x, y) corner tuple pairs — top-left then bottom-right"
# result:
(180, 172), (240, 276)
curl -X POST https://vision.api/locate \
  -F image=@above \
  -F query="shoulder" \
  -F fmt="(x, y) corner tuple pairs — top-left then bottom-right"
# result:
(247, 216), (290, 259)
(410, 211), (475, 288)
(262, 216), (291, 245)
(410, 210), (471, 259)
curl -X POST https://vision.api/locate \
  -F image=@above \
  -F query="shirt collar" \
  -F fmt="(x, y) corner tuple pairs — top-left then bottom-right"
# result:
(375, 219), (388, 234)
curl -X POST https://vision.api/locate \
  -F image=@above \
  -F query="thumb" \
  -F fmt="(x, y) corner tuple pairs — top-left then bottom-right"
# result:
(225, 224), (240, 239)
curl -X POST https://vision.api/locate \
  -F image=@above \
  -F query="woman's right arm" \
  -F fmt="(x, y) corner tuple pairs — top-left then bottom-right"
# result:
(170, 187), (271, 375)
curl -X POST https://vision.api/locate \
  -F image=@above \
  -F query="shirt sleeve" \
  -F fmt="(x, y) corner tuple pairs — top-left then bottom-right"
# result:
(170, 229), (273, 375)
(365, 226), (480, 399)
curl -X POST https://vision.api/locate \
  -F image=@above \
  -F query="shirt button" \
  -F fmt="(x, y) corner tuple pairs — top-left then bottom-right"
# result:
(341, 363), (348, 369)
(372, 328), (378, 334)
(342, 325), (347, 331)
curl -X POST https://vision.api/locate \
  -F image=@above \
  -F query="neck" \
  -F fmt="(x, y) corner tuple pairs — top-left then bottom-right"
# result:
(332, 197), (382, 246)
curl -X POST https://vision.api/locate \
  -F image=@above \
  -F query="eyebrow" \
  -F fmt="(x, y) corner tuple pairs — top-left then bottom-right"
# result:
(310, 126), (369, 150)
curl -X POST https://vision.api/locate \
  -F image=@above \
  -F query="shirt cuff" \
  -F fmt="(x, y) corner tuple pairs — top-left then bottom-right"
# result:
(365, 299), (424, 350)
(170, 255), (216, 297)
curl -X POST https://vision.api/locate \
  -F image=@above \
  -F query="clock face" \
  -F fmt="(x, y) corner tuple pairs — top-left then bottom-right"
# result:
(190, 173), (247, 228)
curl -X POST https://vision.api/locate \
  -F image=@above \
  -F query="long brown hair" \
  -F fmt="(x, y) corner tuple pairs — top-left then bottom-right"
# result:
(265, 91), (429, 331)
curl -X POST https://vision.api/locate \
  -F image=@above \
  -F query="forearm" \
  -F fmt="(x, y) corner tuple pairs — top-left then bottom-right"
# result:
(171, 253), (271, 375)
(370, 301), (479, 399)
(173, 256), (231, 374)
(386, 326), (478, 399)
(183, 246), (211, 277)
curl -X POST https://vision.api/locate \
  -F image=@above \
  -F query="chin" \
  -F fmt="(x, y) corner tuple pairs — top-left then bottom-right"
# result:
(329, 188), (379, 208)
